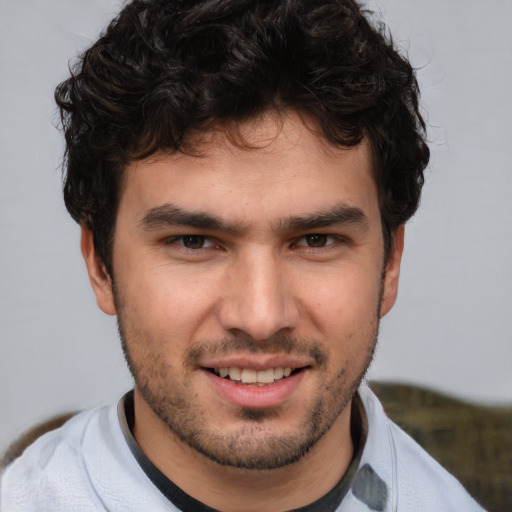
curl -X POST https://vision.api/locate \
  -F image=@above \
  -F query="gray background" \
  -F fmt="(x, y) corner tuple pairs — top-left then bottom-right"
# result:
(1, 0), (511, 453)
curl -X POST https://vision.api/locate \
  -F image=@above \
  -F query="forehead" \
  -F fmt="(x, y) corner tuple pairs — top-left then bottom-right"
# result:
(120, 111), (379, 227)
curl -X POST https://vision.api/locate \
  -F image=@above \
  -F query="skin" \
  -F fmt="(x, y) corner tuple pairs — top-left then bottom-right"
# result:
(81, 110), (404, 511)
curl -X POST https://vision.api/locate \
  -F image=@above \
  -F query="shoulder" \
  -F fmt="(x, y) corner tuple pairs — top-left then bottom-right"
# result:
(1, 406), (112, 511)
(357, 383), (486, 512)
(1, 399), (175, 512)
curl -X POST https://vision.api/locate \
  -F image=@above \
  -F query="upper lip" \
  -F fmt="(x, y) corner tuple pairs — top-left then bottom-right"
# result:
(198, 355), (312, 371)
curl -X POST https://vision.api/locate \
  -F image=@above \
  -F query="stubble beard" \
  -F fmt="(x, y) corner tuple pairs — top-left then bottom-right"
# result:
(115, 289), (380, 471)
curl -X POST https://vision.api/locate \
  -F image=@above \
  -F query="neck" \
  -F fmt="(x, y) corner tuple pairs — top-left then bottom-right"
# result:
(132, 390), (355, 512)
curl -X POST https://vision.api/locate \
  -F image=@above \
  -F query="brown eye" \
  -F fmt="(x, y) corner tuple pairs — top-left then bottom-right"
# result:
(305, 234), (328, 247)
(182, 235), (206, 249)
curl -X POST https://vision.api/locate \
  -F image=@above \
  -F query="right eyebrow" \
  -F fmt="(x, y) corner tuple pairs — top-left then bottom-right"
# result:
(275, 204), (369, 233)
(139, 203), (245, 235)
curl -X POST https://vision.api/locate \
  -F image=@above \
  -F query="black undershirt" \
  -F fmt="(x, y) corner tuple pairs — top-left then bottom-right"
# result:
(118, 391), (366, 512)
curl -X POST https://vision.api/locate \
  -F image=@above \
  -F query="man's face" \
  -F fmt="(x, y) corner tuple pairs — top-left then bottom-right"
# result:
(85, 111), (402, 470)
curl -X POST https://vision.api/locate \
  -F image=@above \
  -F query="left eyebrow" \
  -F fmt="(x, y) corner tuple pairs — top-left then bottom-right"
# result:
(139, 203), (245, 235)
(275, 205), (369, 232)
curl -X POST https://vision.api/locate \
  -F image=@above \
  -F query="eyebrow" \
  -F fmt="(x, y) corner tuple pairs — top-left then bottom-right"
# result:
(139, 202), (369, 235)
(139, 204), (244, 235)
(276, 205), (369, 232)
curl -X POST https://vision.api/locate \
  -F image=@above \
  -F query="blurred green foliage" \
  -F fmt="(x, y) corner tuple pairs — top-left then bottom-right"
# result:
(371, 381), (512, 512)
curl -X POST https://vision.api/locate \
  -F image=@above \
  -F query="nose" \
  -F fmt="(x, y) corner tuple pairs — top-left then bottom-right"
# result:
(217, 249), (300, 341)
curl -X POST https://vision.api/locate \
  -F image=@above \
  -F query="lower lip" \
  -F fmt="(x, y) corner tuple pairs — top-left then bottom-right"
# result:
(202, 370), (306, 409)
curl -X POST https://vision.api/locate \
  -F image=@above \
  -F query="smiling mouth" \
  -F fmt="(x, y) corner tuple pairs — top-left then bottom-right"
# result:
(207, 367), (305, 386)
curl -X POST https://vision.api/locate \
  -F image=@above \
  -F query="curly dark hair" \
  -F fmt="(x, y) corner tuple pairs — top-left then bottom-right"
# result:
(55, 0), (429, 275)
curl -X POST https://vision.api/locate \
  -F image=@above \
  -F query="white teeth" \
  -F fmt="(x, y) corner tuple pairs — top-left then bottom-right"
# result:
(257, 369), (275, 383)
(274, 367), (284, 379)
(215, 366), (296, 384)
(228, 367), (241, 380)
(240, 368), (257, 383)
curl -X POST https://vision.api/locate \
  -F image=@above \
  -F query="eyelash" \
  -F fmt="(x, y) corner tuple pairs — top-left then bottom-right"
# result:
(292, 234), (343, 249)
(164, 234), (347, 252)
(165, 235), (216, 251)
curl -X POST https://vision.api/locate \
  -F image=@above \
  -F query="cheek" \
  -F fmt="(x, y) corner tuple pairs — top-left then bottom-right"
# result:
(297, 265), (381, 374)
(300, 265), (382, 332)
(121, 265), (220, 341)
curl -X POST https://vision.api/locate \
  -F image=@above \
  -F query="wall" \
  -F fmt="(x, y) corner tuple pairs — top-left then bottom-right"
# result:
(1, 0), (511, 453)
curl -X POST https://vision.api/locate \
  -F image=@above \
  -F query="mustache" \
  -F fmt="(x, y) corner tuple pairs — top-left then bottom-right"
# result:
(186, 334), (327, 367)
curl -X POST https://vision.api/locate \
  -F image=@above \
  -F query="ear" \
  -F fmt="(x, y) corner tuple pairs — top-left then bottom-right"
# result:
(379, 225), (405, 318)
(80, 224), (116, 316)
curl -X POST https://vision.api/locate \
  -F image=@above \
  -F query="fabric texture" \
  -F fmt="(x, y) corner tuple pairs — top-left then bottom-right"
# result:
(0, 382), (485, 511)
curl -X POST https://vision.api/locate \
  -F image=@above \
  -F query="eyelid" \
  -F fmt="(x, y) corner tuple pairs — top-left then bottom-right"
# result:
(165, 235), (217, 249)
(293, 234), (346, 248)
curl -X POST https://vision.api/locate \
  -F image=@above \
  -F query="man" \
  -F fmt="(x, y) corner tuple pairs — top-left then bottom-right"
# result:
(0, 0), (484, 510)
